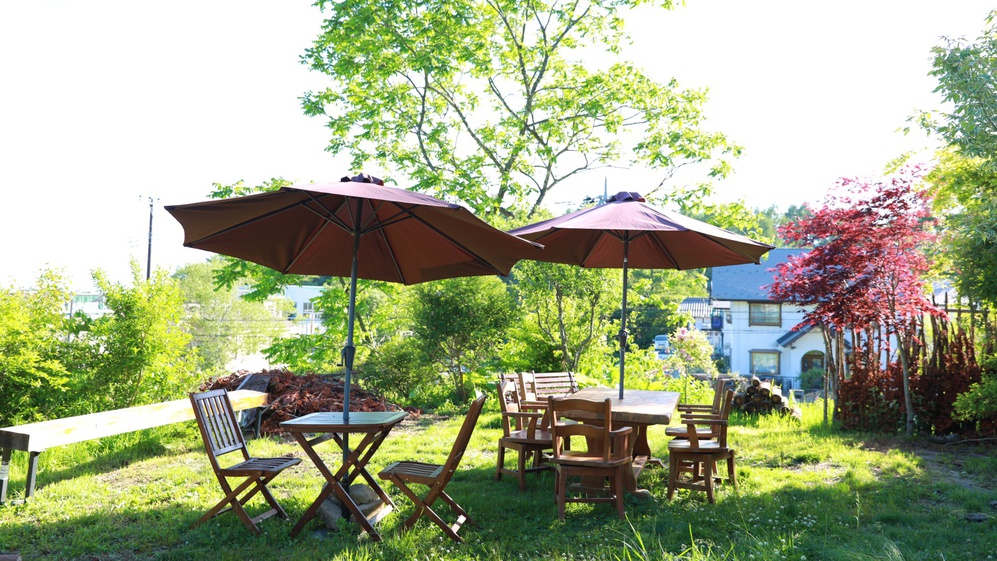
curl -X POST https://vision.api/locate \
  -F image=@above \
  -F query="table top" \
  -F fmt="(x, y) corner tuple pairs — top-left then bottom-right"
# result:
(564, 387), (679, 425)
(280, 410), (408, 433)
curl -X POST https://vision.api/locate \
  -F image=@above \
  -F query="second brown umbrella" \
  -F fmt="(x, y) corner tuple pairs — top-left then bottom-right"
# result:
(509, 191), (774, 399)
(167, 173), (541, 423)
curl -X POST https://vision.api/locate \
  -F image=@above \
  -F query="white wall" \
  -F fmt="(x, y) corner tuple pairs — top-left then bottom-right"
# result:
(722, 302), (826, 388)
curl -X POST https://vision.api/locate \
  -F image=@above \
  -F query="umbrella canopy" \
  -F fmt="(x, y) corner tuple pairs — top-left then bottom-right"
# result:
(167, 173), (541, 425)
(509, 191), (774, 399)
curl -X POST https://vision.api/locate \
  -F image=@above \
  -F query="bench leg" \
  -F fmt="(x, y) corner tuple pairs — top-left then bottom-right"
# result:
(0, 448), (10, 504)
(25, 452), (39, 500)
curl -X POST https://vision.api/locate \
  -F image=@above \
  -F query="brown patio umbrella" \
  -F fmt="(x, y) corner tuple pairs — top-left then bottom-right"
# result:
(509, 191), (774, 399)
(166, 174), (541, 425)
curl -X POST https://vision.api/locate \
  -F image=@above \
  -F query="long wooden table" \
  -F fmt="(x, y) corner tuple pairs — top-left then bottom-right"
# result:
(562, 387), (679, 495)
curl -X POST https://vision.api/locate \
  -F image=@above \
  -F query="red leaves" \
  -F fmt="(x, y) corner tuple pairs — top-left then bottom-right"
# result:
(203, 369), (419, 436)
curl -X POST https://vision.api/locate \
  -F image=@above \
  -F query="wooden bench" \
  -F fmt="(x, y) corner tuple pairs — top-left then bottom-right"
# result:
(0, 389), (269, 505)
(519, 371), (579, 408)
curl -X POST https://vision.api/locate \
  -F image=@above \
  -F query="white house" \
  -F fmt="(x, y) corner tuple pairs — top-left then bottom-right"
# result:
(710, 248), (826, 390)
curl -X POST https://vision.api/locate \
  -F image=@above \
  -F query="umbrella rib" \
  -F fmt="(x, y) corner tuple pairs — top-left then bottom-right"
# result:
(180, 196), (319, 247)
(644, 232), (682, 269)
(300, 194), (415, 283)
(405, 209), (507, 274)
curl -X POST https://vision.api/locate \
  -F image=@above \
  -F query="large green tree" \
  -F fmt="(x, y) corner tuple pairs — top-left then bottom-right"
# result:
(301, 0), (738, 216)
(411, 276), (517, 401)
(918, 11), (997, 306)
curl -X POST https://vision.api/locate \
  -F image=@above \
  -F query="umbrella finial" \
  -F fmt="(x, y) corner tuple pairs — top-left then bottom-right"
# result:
(607, 191), (644, 203)
(341, 173), (385, 186)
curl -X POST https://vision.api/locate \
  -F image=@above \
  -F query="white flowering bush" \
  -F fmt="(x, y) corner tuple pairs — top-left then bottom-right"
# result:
(663, 327), (718, 376)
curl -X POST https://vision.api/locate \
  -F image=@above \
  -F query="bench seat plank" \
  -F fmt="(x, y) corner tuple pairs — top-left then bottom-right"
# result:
(0, 390), (268, 505)
(0, 390), (268, 453)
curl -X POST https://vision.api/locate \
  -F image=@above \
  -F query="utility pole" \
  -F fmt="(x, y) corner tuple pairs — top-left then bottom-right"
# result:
(146, 196), (156, 281)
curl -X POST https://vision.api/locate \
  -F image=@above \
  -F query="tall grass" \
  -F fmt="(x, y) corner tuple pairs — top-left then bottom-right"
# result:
(0, 400), (994, 560)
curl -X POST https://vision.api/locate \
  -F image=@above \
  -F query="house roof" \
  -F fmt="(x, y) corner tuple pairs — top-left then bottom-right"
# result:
(677, 297), (730, 319)
(776, 321), (815, 347)
(710, 248), (809, 302)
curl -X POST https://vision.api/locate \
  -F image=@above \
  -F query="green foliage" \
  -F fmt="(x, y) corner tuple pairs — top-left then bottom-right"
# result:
(359, 334), (437, 403)
(411, 276), (517, 402)
(513, 260), (620, 372)
(662, 327), (718, 377)
(952, 353), (997, 422)
(920, 11), (997, 163)
(0, 270), (73, 424)
(67, 262), (199, 411)
(800, 367), (825, 390)
(173, 258), (290, 375)
(926, 152), (997, 307)
(302, 0), (737, 216)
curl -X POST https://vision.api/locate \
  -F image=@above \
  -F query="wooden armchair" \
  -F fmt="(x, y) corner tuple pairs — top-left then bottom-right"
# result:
(666, 381), (733, 440)
(379, 394), (486, 543)
(666, 390), (737, 504)
(547, 396), (632, 521)
(495, 379), (553, 491)
(189, 389), (301, 534)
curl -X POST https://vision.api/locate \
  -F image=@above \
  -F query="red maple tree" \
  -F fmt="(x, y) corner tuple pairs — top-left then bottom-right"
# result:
(770, 165), (943, 433)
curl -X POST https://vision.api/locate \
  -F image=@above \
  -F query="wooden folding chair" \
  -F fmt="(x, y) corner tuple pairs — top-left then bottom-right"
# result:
(378, 394), (486, 543)
(189, 389), (301, 535)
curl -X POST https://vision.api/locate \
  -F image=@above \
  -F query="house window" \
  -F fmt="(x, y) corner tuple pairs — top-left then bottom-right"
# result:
(750, 350), (780, 376)
(748, 303), (781, 326)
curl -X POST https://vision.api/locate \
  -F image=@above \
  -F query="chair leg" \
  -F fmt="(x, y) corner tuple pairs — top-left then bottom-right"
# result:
(201, 476), (264, 534)
(728, 452), (737, 490)
(703, 458), (715, 504)
(614, 468), (625, 520)
(666, 454), (677, 500)
(517, 449), (528, 492)
(556, 467), (567, 521)
(495, 445), (505, 481)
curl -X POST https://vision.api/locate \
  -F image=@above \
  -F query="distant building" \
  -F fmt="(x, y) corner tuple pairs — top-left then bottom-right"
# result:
(710, 248), (826, 390)
(63, 292), (109, 319)
(676, 297), (728, 353)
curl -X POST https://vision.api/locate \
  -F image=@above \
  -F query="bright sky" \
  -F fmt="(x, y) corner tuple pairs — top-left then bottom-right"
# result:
(1, 1), (991, 289)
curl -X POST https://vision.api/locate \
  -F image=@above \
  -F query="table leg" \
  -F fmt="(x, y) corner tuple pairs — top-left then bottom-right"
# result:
(0, 448), (10, 505)
(290, 429), (396, 540)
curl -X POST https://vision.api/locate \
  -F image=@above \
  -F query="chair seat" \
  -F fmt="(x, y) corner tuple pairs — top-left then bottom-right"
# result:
(664, 425), (714, 438)
(220, 457), (301, 477)
(502, 428), (552, 444)
(380, 460), (444, 485)
(668, 439), (725, 453)
(548, 450), (630, 468)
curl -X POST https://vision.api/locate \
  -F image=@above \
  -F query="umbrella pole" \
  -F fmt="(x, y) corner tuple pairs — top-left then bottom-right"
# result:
(618, 239), (630, 400)
(341, 204), (363, 477)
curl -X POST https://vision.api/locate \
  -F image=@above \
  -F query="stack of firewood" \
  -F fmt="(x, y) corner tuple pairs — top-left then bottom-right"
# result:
(732, 376), (801, 419)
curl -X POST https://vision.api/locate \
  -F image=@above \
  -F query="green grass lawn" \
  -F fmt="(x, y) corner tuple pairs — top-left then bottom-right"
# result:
(0, 400), (994, 561)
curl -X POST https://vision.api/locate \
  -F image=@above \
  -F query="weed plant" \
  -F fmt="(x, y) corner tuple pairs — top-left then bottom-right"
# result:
(0, 400), (994, 560)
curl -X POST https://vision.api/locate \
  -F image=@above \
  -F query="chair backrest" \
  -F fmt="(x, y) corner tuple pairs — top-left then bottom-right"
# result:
(521, 371), (578, 401)
(499, 372), (528, 403)
(438, 394), (487, 486)
(496, 379), (523, 435)
(548, 396), (621, 462)
(686, 390), (735, 450)
(190, 389), (250, 470)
